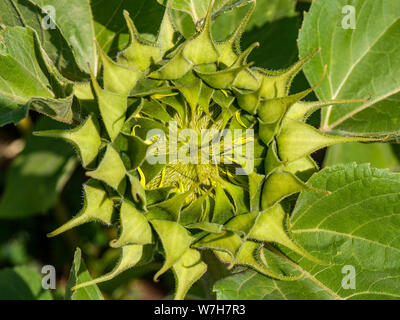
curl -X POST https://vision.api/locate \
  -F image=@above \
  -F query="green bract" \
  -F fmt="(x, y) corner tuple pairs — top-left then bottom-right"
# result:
(35, 0), (377, 299)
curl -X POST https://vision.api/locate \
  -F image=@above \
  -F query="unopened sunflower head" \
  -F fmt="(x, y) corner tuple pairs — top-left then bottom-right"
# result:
(35, 0), (375, 299)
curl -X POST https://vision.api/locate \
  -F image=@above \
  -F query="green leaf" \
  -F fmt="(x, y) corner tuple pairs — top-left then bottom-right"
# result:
(118, 11), (162, 71)
(115, 134), (149, 171)
(98, 43), (142, 95)
(164, 0), (295, 39)
(148, 192), (192, 221)
(245, 0), (296, 29)
(172, 248), (207, 300)
(86, 144), (127, 193)
(165, 0), (254, 40)
(163, 0), (211, 22)
(183, 0), (219, 65)
(194, 230), (243, 259)
(180, 193), (207, 225)
(0, 27), (60, 125)
(218, 178), (248, 215)
(47, 179), (114, 237)
(247, 204), (324, 265)
(298, 0), (400, 137)
(215, 164), (400, 299)
(261, 171), (324, 210)
(34, 115), (102, 168)
(28, 0), (97, 75)
(230, 241), (302, 281)
(214, 270), (333, 300)
(0, 0), (86, 79)
(128, 173), (147, 208)
(324, 143), (400, 171)
(277, 118), (375, 163)
(211, 0), (254, 42)
(90, 73), (128, 141)
(150, 219), (194, 281)
(149, 45), (192, 80)
(0, 117), (76, 219)
(212, 184), (234, 224)
(186, 221), (224, 233)
(72, 245), (151, 291)
(224, 212), (257, 236)
(0, 24), (75, 124)
(66, 248), (103, 300)
(110, 200), (153, 247)
(0, 266), (53, 300)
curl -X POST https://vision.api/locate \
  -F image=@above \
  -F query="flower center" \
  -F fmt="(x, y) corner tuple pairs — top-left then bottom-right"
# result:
(135, 97), (254, 201)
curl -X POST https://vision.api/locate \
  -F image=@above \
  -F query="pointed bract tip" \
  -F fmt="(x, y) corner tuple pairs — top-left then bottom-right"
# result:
(109, 239), (121, 248)
(307, 47), (321, 58)
(85, 171), (94, 177)
(71, 284), (82, 291)
(47, 228), (65, 238)
(86, 61), (93, 71)
(71, 278), (103, 291)
(226, 262), (235, 270)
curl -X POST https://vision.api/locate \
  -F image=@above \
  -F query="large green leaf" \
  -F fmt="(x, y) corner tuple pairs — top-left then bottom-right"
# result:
(324, 143), (400, 171)
(0, 117), (77, 219)
(0, 266), (53, 300)
(215, 164), (400, 299)
(0, 0), (87, 79)
(246, 0), (296, 30)
(298, 0), (400, 137)
(0, 26), (75, 125)
(0, 27), (49, 125)
(28, 0), (97, 75)
(66, 248), (104, 300)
